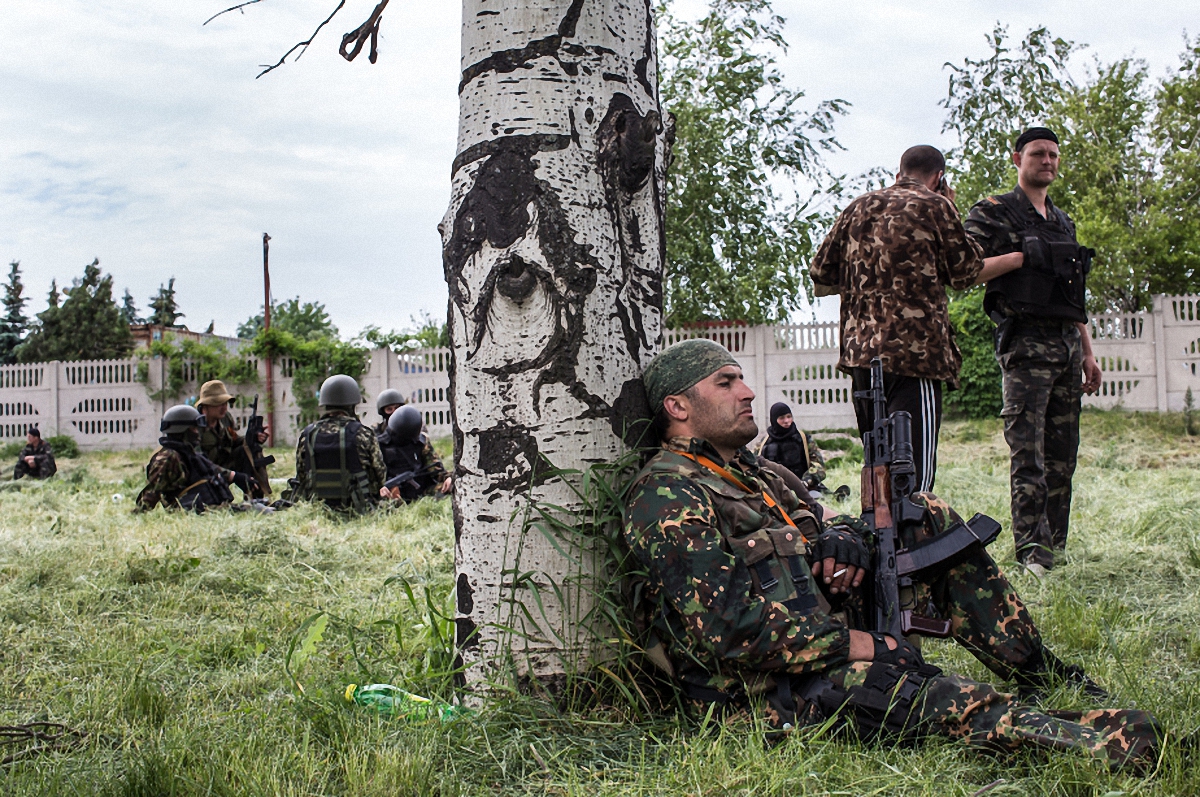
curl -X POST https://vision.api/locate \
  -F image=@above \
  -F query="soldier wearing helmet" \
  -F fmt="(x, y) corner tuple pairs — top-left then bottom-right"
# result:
(373, 388), (407, 435)
(376, 405), (451, 502)
(289, 375), (387, 512)
(136, 405), (256, 511)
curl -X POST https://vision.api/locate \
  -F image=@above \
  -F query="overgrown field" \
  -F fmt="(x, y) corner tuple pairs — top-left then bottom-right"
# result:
(1, 413), (1199, 795)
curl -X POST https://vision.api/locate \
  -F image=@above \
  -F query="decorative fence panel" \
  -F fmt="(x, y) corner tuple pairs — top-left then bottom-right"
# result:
(2, 295), (1198, 451)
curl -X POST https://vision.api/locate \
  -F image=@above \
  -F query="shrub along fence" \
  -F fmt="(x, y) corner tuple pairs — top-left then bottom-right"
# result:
(0, 295), (1197, 451)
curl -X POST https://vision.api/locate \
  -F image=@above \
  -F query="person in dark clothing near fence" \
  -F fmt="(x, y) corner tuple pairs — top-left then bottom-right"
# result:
(758, 402), (828, 493)
(13, 427), (56, 480)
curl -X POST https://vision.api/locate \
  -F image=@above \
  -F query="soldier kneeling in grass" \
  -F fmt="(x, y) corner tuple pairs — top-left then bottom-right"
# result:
(136, 405), (258, 512)
(623, 339), (1169, 770)
(13, 427), (56, 480)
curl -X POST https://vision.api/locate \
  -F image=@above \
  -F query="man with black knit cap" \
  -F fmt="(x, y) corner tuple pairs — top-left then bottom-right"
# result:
(965, 127), (1102, 577)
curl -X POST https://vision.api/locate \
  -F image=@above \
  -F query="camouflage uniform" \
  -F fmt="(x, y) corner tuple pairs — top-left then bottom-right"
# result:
(378, 432), (449, 501)
(965, 188), (1086, 567)
(135, 441), (234, 511)
(198, 415), (243, 471)
(293, 412), (387, 507)
(810, 175), (985, 386)
(758, 428), (826, 491)
(623, 436), (1160, 767)
(13, 439), (56, 480)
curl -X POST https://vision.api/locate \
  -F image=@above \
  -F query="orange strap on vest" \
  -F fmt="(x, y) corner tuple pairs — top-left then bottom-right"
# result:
(679, 451), (808, 541)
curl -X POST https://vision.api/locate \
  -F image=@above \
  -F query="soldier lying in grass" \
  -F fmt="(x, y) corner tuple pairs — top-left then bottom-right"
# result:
(623, 339), (1165, 769)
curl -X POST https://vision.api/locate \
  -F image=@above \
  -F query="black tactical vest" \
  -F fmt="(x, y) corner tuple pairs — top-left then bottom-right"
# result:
(377, 432), (435, 501)
(982, 192), (1092, 323)
(300, 421), (372, 512)
(159, 438), (234, 512)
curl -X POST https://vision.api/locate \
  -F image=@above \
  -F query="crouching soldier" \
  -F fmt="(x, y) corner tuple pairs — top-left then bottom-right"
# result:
(624, 339), (1165, 770)
(289, 375), (386, 512)
(373, 388), (406, 435)
(377, 405), (451, 502)
(136, 405), (256, 512)
(14, 427), (56, 480)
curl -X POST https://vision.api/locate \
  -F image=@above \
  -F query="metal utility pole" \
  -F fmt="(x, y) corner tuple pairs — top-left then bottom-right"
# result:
(263, 233), (275, 441)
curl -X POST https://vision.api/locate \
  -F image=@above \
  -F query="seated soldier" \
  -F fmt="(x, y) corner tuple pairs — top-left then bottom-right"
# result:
(377, 405), (451, 502)
(136, 405), (256, 512)
(758, 401), (835, 495)
(13, 427), (56, 480)
(373, 389), (406, 435)
(623, 339), (1163, 769)
(196, 379), (270, 496)
(289, 375), (387, 512)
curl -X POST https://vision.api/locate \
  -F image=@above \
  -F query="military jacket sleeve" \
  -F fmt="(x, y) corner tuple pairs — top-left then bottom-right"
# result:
(799, 432), (826, 487)
(354, 425), (388, 497)
(964, 197), (1020, 259)
(419, 438), (449, 483)
(624, 468), (851, 677)
(136, 449), (188, 511)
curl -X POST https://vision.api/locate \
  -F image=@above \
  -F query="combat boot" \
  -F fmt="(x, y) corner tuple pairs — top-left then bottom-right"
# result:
(1012, 645), (1110, 704)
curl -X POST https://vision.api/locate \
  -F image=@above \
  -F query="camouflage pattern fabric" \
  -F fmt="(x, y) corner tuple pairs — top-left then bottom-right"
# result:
(643, 339), (738, 409)
(965, 189), (1086, 567)
(810, 176), (985, 387)
(758, 429), (826, 491)
(13, 440), (56, 480)
(293, 412), (388, 501)
(624, 440), (1161, 768)
(198, 415), (243, 470)
(135, 444), (232, 511)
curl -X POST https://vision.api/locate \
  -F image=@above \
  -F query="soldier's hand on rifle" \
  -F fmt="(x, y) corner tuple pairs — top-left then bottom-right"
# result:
(810, 525), (870, 595)
(438, 476), (453, 495)
(256, 431), (269, 444)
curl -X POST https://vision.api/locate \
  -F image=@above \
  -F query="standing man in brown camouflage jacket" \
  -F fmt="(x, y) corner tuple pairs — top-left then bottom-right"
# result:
(811, 146), (1025, 491)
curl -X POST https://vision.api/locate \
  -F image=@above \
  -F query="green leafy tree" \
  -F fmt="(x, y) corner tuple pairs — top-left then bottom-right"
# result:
(1150, 37), (1200, 301)
(148, 277), (184, 327)
(358, 311), (449, 351)
(237, 297), (337, 341)
(16, 259), (134, 362)
(660, 0), (847, 325)
(0, 261), (29, 364)
(944, 289), (1003, 419)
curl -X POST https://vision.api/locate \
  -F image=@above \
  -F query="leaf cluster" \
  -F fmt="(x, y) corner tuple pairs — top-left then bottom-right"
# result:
(250, 326), (367, 418)
(357, 311), (449, 351)
(137, 334), (260, 402)
(659, 0), (848, 325)
(0, 261), (29, 365)
(944, 289), (1003, 420)
(15, 259), (133, 363)
(237, 297), (338, 342)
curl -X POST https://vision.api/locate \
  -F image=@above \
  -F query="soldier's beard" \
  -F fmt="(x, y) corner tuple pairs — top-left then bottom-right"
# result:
(689, 398), (759, 457)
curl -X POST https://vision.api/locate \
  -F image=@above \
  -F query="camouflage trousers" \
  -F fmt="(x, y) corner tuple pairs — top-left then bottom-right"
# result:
(997, 321), (1083, 567)
(700, 532), (1159, 768)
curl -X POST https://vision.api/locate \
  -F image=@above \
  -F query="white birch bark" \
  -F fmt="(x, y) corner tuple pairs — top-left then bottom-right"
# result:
(441, 0), (671, 686)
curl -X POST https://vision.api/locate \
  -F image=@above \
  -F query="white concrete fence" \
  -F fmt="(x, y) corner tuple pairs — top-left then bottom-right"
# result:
(2, 294), (1199, 451)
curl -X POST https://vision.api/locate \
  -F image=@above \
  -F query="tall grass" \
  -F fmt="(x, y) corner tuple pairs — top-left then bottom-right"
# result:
(0, 414), (1197, 795)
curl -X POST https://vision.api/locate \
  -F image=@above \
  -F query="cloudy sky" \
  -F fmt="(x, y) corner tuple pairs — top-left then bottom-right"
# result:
(2, 1), (1193, 337)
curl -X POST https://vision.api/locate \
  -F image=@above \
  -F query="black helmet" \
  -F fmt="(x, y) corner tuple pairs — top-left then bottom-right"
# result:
(376, 388), (405, 415)
(161, 404), (207, 434)
(318, 374), (361, 408)
(387, 405), (423, 443)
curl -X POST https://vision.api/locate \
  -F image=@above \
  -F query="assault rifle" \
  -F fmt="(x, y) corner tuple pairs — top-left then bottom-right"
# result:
(241, 395), (275, 497)
(856, 358), (1002, 639)
(384, 464), (443, 502)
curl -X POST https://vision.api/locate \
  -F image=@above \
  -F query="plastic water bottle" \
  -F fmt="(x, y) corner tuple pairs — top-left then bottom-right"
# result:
(344, 684), (468, 722)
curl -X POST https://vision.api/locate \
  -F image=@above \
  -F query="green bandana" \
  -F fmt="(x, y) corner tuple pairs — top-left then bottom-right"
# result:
(644, 339), (739, 411)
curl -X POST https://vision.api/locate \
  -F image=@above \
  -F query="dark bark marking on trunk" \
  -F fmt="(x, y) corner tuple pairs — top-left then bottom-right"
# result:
(458, 0), (588, 93)
(610, 377), (653, 449)
(634, 0), (655, 97)
(456, 617), (479, 652)
(476, 424), (556, 494)
(452, 133), (571, 178)
(597, 93), (661, 361)
(457, 572), (475, 615)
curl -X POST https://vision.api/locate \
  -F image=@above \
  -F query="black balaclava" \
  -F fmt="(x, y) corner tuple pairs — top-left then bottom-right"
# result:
(768, 402), (797, 438)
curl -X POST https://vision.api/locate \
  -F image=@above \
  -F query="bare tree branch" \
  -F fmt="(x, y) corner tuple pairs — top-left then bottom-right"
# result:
(340, 0), (390, 64)
(254, 0), (347, 78)
(203, 0), (267, 27)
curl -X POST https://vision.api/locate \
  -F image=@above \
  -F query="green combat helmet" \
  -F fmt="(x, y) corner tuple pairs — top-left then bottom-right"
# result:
(319, 375), (361, 410)
(160, 405), (207, 436)
(376, 389), (405, 416)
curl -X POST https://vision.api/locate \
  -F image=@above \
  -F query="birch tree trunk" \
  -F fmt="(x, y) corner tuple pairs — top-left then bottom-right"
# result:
(441, 0), (670, 687)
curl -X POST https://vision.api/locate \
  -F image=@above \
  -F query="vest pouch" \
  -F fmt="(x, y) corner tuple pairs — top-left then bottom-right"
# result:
(769, 527), (819, 614)
(726, 529), (782, 594)
(1048, 241), (1087, 308)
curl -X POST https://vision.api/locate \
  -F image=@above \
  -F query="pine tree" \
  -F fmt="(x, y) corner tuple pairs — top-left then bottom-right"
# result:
(16, 259), (134, 362)
(119, 289), (145, 325)
(0, 261), (29, 364)
(147, 278), (184, 327)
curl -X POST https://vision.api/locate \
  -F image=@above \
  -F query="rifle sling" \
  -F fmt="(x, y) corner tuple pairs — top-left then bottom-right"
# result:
(679, 452), (807, 541)
(895, 513), (1002, 578)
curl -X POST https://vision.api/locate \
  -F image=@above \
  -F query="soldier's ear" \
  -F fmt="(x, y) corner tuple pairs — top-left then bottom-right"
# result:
(662, 394), (689, 423)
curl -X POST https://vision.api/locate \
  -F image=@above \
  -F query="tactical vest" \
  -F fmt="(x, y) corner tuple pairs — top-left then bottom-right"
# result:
(300, 421), (373, 512)
(982, 192), (1092, 323)
(159, 439), (234, 512)
(378, 432), (435, 501)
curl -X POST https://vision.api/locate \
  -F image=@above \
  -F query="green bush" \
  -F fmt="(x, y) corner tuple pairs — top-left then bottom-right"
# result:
(0, 440), (21, 459)
(945, 289), (1002, 419)
(47, 434), (80, 459)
